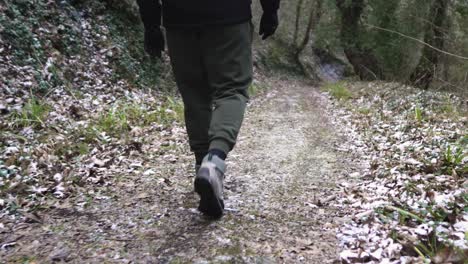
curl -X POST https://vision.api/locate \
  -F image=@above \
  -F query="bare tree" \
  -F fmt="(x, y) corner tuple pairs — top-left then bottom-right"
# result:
(336, 0), (382, 80)
(410, 0), (451, 89)
(293, 0), (305, 46)
(295, 0), (324, 80)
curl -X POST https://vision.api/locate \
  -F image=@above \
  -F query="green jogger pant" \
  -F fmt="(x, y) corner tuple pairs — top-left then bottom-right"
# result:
(166, 22), (253, 156)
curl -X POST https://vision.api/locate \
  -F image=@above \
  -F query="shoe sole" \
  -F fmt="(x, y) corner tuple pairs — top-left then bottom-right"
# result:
(194, 176), (224, 218)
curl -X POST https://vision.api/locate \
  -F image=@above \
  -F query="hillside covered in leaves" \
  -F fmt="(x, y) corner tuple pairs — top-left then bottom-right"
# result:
(0, 0), (467, 263)
(1, 0), (182, 219)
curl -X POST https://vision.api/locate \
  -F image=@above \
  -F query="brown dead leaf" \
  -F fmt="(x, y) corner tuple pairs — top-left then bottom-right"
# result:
(22, 212), (43, 224)
(136, 193), (150, 199)
(433, 247), (468, 264)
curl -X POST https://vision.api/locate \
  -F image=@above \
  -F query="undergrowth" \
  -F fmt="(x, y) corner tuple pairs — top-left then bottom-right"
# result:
(1, 0), (175, 97)
(91, 98), (184, 138)
(10, 98), (50, 128)
(248, 81), (268, 96)
(322, 82), (353, 100)
(442, 144), (467, 176)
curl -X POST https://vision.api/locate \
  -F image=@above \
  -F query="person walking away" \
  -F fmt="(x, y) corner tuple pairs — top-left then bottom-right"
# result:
(136, 0), (281, 218)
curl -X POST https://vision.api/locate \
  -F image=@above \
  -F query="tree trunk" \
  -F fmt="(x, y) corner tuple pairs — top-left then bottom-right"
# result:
(293, 0), (305, 46)
(336, 0), (382, 80)
(409, 0), (450, 89)
(295, 0), (323, 80)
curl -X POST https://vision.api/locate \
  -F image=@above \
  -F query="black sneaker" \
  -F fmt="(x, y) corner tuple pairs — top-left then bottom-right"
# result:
(194, 153), (226, 218)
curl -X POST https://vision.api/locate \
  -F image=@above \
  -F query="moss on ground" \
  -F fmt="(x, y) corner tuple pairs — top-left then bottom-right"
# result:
(321, 82), (353, 100)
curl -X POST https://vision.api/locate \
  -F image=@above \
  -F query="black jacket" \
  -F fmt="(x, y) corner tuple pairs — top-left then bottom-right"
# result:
(137, 0), (280, 29)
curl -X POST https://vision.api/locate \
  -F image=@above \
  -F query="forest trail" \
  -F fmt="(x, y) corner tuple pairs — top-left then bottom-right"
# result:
(2, 77), (354, 263)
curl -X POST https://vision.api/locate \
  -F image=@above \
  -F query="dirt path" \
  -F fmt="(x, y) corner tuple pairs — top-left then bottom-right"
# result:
(2, 77), (354, 263)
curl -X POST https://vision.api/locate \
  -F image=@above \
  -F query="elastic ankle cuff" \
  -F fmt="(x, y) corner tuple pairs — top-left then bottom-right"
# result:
(209, 140), (230, 156)
(209, 149), (227, 160)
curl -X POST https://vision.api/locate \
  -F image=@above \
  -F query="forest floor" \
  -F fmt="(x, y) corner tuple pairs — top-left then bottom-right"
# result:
(2, 1), (467, 262)
(1, 75), (358, 263)
(1, 67), (468, 263)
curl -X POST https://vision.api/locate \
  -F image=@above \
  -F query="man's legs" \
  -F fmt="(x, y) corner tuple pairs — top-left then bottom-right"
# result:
(201, 22), (253, 156)
(192, 22), (253, 218)
(166, 22), (253, 218)
(166, 29), (213, 165)
(166, 22), (253, 163)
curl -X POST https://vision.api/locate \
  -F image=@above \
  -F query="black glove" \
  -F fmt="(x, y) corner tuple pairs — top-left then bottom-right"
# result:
(144, 27), (165, 58)
(259, 12), (279, 40)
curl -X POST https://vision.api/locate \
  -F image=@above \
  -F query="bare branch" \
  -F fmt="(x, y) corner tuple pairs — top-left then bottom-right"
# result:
(364, 23), (468, 60)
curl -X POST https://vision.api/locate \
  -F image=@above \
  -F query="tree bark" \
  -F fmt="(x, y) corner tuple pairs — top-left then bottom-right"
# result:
(410, 0), (450, 89)
(336, 0), (382, 80)
(297, 0), (322, 53)
(293, 0), (305, 46)
(295, 0), (323, 80)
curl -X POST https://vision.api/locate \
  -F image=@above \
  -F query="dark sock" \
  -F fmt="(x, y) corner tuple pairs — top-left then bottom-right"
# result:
(208, 148), (227, 160)
(195, 152), (207, 165)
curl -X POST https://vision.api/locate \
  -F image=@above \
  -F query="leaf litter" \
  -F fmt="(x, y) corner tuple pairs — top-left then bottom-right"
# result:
(1, 1), (467, 262)
(327, 82), (467, 263)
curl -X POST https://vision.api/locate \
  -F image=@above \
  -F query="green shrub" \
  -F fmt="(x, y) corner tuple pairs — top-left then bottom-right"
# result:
(248, 82), (268, 96)
(414, 105), (424, 123)
(94, 106), (130, 137)
(442, 144), (467, 176)
(322, 82), (353, 100)
(91, 98), (184, 138)
(10, 98), (50, 128)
